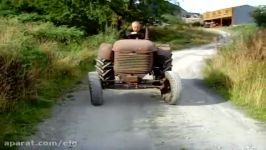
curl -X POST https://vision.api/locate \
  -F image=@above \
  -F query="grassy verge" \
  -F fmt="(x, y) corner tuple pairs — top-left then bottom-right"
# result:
(149, 24), (217, 50)
(0, 17), (117, 149)
(204, 25), (266, 121)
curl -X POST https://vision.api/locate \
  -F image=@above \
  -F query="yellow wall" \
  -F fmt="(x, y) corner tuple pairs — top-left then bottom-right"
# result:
(203, 7), (233, 20)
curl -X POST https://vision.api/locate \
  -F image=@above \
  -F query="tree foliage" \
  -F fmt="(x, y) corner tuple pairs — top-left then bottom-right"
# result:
(0, 0), (180, 33)
(252, 5), (266, 27)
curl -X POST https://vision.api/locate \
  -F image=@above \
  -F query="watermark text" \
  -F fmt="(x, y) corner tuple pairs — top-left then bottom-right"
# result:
(4, 140), (77, 147)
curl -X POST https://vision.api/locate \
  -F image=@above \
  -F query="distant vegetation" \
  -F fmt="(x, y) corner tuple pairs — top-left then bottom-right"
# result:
(0, 0), (181, 34)
(204, 24), (266, 121)
(252, 5), (266, 27)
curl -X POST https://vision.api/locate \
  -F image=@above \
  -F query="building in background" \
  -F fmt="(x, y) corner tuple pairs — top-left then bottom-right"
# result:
(182, 12), (202, 24)
(202, 5), (256, 27)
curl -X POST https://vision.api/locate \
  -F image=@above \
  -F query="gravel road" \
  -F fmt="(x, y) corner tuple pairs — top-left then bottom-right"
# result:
(25, 31), (266, 150)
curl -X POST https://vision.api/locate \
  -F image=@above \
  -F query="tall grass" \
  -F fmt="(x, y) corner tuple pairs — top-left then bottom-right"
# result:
(204, 26), (266, 120)
(0, 17), (118, 147)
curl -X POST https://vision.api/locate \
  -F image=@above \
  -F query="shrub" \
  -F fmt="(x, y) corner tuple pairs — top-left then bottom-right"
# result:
(0, 0), (116, 34)
(16, 13), (50, 22)
(252, 5), (266, 27)
(0, 17), (118, 112)
(161, 14), (184, 25)
(0, 47), (37, 112)
(0, 15), (119, 148)
(28, 23), (85, 43)
(191, 21), (202, 27)
(0, 9), (17, 16)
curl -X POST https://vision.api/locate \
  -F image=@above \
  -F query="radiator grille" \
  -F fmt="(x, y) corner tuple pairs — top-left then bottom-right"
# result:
(114, 52), (153, 74)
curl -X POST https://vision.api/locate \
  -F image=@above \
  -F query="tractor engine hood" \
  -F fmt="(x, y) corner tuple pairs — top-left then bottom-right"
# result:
(112, 39), (156, 53)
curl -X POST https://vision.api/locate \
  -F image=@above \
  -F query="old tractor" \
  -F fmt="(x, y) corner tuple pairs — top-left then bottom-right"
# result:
(88, 39), (182, 106)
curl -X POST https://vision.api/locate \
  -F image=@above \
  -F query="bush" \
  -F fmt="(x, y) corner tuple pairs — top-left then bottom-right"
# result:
(0, 17), (118, 113)
(252, 5), (266, 27)
(29, 23), (85, 43)
(0, 9), (17, 16)
(16, 13), (50, 22)
(0, 17), (118, 146)
(0, 0), (116, 34)
(161, 14), (184, 25)
(0, 53), (37, 109)
(191, 21), (202, 27)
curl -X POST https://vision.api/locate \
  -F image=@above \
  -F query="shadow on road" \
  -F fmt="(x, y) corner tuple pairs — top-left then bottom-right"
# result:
(101, 78), (226, 107)
(178, 78), (226, 106)
(103, 89), (162, 107)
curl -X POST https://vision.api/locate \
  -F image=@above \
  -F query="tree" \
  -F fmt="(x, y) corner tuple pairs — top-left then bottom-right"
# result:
(253, 5), (266, 27)
(0, 0), (181, 33)
(109, 0), (179, 23)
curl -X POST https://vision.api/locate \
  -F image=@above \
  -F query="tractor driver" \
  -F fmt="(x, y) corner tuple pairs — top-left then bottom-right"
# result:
(124, 21), (148, 40)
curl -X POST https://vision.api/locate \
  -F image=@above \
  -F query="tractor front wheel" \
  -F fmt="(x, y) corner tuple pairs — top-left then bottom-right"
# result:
(161, 71), (182, 105)
(88, 72), (103, 106)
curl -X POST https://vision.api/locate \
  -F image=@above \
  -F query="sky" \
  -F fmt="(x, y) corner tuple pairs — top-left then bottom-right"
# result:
(177, 0), (266, 13)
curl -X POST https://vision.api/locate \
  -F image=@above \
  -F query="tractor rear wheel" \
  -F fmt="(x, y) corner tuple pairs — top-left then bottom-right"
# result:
(95, 58), (114, 87)
(154, 49), (172, 79)
(161, 51), (172, 72)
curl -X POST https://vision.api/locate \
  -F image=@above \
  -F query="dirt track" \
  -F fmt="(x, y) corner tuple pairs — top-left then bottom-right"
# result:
(25, 31), (266, 150)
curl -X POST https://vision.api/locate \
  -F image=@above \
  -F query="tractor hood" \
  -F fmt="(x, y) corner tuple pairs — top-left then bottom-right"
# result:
(112, 40), (156, 53)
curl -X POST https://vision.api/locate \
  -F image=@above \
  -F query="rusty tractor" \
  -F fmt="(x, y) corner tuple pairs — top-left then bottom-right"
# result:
(88, 39), (182, 106)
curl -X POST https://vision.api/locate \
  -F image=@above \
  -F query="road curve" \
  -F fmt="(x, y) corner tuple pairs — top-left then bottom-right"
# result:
(24, 32), (266, 150)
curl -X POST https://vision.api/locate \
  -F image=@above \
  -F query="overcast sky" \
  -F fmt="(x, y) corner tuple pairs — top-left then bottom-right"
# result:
(178, 0), (266, 13)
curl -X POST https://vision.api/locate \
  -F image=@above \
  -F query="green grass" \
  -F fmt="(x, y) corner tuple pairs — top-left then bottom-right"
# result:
(223, 24), (256, 32)
(0, 76), (84, 149)
(204, 25), (266, 121)
(222, 24), (257, 39)
(149, 24), (217, 50)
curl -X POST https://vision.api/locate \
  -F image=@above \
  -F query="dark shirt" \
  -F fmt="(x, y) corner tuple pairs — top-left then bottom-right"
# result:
(124, 29), (146, 39)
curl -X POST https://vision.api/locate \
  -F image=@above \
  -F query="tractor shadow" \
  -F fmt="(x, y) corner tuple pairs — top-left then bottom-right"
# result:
(103, 89), (162, 107)
(177, 78), (229, 106)
(102, 77), (229, 107)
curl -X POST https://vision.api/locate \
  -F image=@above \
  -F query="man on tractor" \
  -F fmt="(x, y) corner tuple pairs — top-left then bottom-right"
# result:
(124, 21), (149, 40)
(123, 20), (172, 80)
(88, 19), (181, 106)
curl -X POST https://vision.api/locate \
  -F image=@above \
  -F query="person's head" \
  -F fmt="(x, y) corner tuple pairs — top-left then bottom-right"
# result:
(131, 21), (141, 32)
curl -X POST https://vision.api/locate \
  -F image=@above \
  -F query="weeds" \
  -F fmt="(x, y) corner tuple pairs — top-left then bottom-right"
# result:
(0, 17), (117, 148)
(27, 22), (85, 43)
(204, 26), (266, 120)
